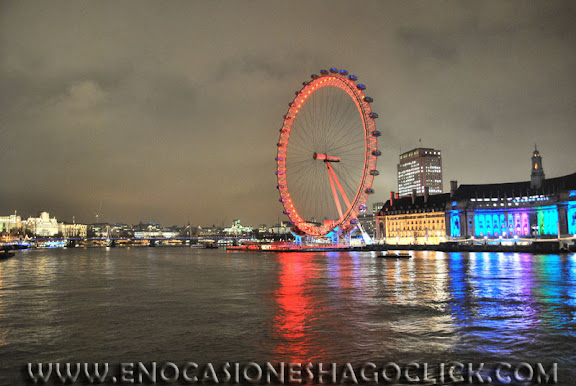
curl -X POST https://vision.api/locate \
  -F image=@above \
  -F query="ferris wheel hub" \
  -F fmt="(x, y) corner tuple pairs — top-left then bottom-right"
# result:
(313, 152), (341, 162)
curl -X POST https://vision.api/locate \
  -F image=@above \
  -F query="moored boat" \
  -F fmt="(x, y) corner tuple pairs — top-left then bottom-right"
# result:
(380, 251), (412, 258)
(0, 250), (15, 260)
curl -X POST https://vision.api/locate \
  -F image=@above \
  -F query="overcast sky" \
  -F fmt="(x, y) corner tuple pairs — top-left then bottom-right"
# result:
(1, 1), (575, 227)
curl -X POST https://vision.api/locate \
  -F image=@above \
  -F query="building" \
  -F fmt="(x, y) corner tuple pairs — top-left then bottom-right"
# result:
(223, 219), (253, 235)
(377, 147), (576, 246)
(371, 202), (384, 216)
(134, 222), (163, 239)
(397, 147), (443, 197)
(0, 213), (22, 234)
(59, 223), (88, 238)
(356, 212), (375, 239)
(375, 189), (448, 245)
(448, 174), (576, 240)
(447, 149), (576, 240)
(268, 221), (292, 235)
(25, 212), (59, 237)
(198, 225), (223, 236)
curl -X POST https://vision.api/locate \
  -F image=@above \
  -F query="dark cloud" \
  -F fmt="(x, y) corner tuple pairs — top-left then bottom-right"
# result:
(1, 1), (575, 226)
(397, 28), (459, 62)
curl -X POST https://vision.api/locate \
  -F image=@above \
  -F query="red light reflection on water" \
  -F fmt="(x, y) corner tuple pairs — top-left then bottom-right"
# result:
(272, 252), (324, 363)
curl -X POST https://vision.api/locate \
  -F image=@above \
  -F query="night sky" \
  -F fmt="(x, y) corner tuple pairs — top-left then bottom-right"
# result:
(1, 1), (575, 227)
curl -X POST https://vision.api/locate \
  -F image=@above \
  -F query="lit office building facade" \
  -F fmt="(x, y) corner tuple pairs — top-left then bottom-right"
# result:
(397, 148), (443, 197)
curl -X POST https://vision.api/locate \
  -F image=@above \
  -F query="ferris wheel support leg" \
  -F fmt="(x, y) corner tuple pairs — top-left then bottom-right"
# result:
(292, 234), (302, 245)
(326, 162), (352, 209)
(357, 222), (373, 245)
(326, 163), (344, 220)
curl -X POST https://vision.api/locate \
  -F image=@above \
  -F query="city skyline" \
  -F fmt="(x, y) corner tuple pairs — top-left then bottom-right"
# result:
(1, 2), (575, 226)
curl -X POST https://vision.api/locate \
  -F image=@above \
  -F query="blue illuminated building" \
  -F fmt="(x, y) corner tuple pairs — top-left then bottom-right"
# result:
(447, 149), (576, 239)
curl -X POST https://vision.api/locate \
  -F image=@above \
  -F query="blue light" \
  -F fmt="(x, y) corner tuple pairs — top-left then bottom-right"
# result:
(568, 206), (576, 235)
(474, 210), (530, 237)
(325, 226), (341, 245)
(294, 234), (302, 245)
(451, 213), (461, 237)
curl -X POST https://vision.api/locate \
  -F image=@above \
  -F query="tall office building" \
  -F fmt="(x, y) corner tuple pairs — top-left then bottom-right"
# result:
(397, 147), (443, 197)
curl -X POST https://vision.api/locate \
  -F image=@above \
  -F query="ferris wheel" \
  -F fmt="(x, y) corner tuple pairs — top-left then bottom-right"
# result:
(276, 67), (380, 238)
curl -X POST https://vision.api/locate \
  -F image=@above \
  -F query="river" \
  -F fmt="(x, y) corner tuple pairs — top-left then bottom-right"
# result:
(0, 247), (574, 384)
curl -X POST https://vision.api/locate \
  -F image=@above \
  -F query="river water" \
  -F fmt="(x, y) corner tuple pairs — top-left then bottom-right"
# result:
(0, 247), (575, 384)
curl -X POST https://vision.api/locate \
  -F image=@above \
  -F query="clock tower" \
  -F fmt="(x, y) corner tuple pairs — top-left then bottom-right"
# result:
(530, 145), (545, 190)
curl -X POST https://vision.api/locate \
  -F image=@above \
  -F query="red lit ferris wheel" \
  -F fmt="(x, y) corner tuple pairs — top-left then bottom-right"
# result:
(275, 67), (380, 238)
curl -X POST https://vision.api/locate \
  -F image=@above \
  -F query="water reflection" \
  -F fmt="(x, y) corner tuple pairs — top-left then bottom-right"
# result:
(271, 251), (463, 363)
(446, 252), (576, 363)
(269, 250), (576, 366)
(272, 252), (324, 362)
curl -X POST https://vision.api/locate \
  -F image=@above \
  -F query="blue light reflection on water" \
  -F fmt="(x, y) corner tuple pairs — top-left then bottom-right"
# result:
(445, 252), (576, 365)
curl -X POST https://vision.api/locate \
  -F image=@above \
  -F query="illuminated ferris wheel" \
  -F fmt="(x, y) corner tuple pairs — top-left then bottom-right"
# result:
(275, 67), (380, 238)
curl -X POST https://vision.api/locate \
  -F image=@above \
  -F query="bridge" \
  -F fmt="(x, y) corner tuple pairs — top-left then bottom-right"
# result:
(1, 236), (250, 249)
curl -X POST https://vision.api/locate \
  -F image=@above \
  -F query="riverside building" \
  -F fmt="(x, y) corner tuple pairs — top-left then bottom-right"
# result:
(375, 188), (448, 245)
(59, 223), (88, 238)
(24, 212), (59, 237)
(0, 214), (22, 234)
(447, 157), (576, 240)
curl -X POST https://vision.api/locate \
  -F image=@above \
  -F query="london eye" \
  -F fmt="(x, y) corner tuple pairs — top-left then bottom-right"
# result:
(275, 67), (380, 238)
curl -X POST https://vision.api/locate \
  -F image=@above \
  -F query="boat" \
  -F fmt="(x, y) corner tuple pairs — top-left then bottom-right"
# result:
(380, 251), (411, 258)
(0, 250), (15, 260)
(227, 242), (262, 251)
